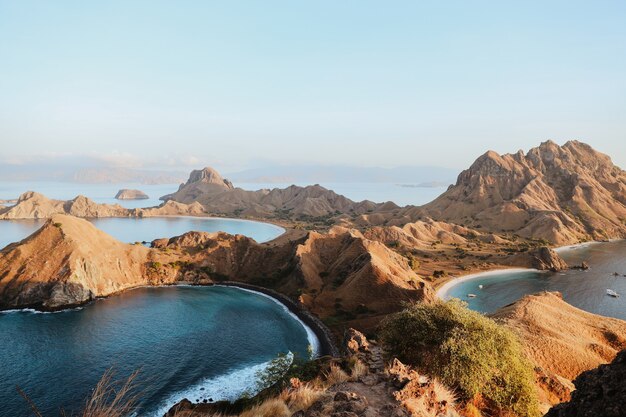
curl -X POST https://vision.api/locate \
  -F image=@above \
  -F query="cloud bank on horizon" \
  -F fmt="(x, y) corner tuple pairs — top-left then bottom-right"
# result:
(0, 1), (625, 170)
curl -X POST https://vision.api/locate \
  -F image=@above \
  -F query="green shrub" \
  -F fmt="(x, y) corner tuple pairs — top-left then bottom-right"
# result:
(379, 300), (539, 417)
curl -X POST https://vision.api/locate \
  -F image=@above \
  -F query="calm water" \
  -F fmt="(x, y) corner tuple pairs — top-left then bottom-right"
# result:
(443, 240), (626, 320)
(0, 217), (284, 250)
(0, 181), (179, 209)
(0, 286), (317, 417)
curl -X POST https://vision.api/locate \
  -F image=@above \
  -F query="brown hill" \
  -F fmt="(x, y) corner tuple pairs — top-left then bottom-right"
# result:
(492, 291), (626, 406)
(0, 214), (151, 309)
(0, 191), (205, 219)
(160, 167), (386, 218)
(0, 216), (434, 330)
(416, 141), (626, 245)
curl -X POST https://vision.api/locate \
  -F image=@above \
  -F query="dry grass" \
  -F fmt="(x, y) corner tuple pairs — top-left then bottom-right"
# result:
(281, 384), (324, 413)
(431, 378), (457, 407)
(20, 369), (138, 417)
(323, 363), (350, 387)
(237, 398), (290, 417)
(349, 359), (369, 381)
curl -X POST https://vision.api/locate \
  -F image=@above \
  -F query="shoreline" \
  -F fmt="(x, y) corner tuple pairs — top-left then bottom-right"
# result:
(435, 239), (626, 300)
(0, 280), (339, 358)
(435, 268), (542, 299)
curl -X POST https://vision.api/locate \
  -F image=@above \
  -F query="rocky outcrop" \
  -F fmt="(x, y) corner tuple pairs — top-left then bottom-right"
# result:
(405, 141), (626, 245)
(115, 189), (149, 200)
(492, 292), (626, 407)
(160, 167), (386, 219)
(529, 247), (568, 271)
(546, 349), (626, 417)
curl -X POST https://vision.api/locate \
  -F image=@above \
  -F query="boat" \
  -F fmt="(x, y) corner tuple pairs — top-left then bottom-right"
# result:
(467, 293), (477, 298)
(478, 285), (483, 289)
(606, 289), (620, 297)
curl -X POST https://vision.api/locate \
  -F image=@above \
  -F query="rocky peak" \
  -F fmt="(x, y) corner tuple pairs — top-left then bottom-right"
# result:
(186, 167), (234, 189)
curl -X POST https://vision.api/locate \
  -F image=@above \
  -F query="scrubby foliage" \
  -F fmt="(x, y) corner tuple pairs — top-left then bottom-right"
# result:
(379, 299), (539, 417)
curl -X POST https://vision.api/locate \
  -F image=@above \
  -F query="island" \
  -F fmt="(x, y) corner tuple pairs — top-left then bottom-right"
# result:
(114, 189), (149, 200)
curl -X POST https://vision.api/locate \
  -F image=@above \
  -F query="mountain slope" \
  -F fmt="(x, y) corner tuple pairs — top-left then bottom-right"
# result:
(161, 167), (386, 218)
(418, 140), (626, 244)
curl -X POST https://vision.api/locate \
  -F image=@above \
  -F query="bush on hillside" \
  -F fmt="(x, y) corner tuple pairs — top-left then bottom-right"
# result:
(379, 299), (539, 417)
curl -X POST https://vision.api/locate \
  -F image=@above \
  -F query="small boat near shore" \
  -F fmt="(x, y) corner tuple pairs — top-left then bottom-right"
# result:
(607, 289), (620, 298)
(467, 293), (477, 298)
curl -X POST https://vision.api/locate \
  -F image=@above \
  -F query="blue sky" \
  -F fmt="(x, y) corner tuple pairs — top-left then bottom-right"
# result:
(0, 1), (625, 171)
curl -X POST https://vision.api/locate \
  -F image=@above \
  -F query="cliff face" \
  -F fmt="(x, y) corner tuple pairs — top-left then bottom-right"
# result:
(492, 292), (626, 407)
(418, 141), (626, 245)
(160, 167), (386, 218)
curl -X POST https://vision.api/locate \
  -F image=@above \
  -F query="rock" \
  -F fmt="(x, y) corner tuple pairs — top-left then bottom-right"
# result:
(531, 246), (568, 272)
(546, 350), (626, 417)
(343, 328), (370, 354)
(114, 189), (149, 200)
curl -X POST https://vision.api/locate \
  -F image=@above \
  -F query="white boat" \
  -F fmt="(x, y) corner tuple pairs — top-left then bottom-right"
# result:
(607, 289), (620, 297)
(478, 285), (483, 289)
(467, 293), (477, 298)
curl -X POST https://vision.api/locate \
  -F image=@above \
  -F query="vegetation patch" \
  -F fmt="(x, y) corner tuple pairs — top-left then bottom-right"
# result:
(379, 299), (540, 417)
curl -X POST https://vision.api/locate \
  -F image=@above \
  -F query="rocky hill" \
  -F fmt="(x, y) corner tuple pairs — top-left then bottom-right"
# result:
(115, 189), (149, 200)
(160, 167), (387, 219)
(414, 140), (626, 245)
(492, 291), (626, 407)
(0, 214), (151, 309)
(0, 216), (434, 328)
(0, 191), (205, 219)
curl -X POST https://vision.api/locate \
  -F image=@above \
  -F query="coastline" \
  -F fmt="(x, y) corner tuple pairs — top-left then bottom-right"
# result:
(435, 268), (542, 300)
(0, 280), (340, 358)
(435, 239), (625, 300)
(216, 282), (339, 357)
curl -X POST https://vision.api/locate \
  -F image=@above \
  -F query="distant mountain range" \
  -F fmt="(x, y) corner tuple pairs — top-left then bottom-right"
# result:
(0, 163), (458, 186)
(224, 165), (458, 185)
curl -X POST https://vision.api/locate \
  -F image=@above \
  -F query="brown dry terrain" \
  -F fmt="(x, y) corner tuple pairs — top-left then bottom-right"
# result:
(405, 140), (626, 245)
(0, 191), (206, 219)
(492, 292), (626, 407)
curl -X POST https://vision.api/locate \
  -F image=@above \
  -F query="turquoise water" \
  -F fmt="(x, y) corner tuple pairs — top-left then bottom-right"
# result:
(0, 216), (284, 250)
(0, 286), (317, 417)
(443, 240), (626, 320)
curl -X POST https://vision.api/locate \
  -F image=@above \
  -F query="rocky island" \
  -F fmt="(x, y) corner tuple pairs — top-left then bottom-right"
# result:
(115, 188), (149, 200)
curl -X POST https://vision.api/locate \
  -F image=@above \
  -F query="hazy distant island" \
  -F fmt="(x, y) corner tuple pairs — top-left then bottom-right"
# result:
(115, 189), (149, 200)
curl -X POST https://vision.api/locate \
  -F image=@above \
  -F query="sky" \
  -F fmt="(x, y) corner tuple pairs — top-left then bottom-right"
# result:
(0, 0), (625, 172)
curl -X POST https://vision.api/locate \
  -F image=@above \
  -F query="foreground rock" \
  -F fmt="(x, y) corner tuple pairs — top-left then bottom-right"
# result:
(115, 189), (149, 200)
(492, 292), (626, 407)
(546, 349), (626, 417)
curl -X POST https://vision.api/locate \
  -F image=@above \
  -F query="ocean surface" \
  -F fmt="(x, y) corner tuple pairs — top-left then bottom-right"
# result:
(0, 216), (285, 250)
(442, 240), (626, 320)
(0, 286), (317, 417)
